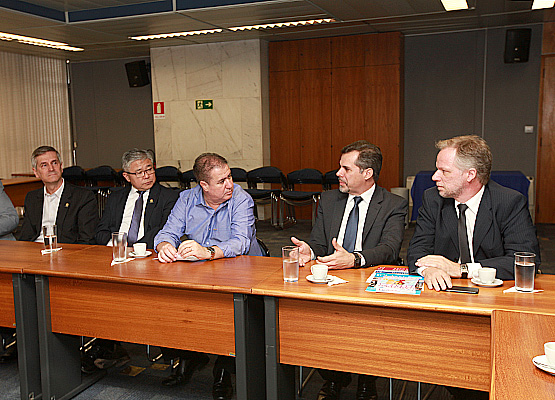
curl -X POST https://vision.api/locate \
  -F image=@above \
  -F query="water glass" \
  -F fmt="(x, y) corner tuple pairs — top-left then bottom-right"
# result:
(42, 225), (58, 253)
(514, 252), (536, 292)
(282, 246), (299, 282)
(112, 232), (128, 262)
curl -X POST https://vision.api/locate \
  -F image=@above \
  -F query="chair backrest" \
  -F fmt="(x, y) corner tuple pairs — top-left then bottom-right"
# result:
(230, 167), (248, 182)
(156, 166), (181, 181)
(62, 166), (86, 185)
(85, 166), (118, 187)
(180, 169), (196, 189)
(323, 169), (339, 190)
(287, 168), (323, 189)
(247, 166), (286, 189)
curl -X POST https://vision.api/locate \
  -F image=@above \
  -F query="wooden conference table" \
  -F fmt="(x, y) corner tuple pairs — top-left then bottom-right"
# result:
(253, 266), (555, 400)
(1, 242), (554, 400)
(1, 241), (278, 400)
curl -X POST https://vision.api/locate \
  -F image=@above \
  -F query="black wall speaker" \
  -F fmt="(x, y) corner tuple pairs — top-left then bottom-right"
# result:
(504, 28), (532, 63)
(125, 60), (150, 87)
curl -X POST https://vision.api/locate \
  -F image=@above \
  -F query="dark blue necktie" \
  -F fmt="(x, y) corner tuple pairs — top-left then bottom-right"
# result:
(127, 191), (145, 245)
(458, 203), (471, 263)
(343, 196), (362, 253)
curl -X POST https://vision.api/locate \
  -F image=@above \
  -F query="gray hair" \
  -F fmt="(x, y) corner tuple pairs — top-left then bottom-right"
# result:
(341, 140), (383, 181)
(436, 135), (492, 185)
(31, 146), (61, 169)
(193, 153), (228, 183)
(122, 149), (154, 172)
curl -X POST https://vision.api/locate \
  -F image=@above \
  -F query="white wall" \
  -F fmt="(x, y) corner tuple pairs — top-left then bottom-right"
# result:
(150, 39), (268, 172)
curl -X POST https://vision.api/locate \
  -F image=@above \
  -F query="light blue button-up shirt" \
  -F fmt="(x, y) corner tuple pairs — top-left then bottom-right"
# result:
(154, 184), (262, 257)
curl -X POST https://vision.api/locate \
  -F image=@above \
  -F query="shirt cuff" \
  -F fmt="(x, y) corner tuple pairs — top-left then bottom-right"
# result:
(359, 253), (366, 267)
(416, 266), (427, 276)
(310, 247), (315, 260)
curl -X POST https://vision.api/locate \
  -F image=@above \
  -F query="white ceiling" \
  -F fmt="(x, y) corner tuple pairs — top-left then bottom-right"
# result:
(0, 0), (550, 61)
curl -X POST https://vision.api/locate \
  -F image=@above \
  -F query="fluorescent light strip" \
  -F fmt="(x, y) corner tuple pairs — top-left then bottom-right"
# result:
(440, 0), (468, 11)
(229, 18), (335, 31)
(532, 0), (555, 9)
(0, 32), (83, 51)
(130, 28), (223, 41)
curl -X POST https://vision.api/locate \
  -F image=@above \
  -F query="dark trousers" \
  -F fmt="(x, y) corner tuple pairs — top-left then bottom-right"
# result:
(162, 348), (235, 375)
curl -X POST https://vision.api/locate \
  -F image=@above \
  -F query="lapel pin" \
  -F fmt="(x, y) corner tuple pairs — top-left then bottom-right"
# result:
(65, 203), (69, 208)
(149, 199), (154, 203)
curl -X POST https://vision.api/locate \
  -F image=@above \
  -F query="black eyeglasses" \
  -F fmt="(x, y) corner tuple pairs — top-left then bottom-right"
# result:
(125, 166), (154, 178)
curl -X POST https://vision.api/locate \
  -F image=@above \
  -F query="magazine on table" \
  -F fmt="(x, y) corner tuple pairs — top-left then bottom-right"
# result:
(366, 271), (424, 295)
(366, 266), (409, 283)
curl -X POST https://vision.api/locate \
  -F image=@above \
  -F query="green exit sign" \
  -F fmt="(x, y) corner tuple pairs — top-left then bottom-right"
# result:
(196, 100), (213, 110)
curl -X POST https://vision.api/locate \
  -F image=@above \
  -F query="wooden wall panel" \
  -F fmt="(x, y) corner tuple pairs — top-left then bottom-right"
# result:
(331, 67), (367, 155)
(270, 71), (302, 172)
(299, 38), (331, 70)
(331, 35), (367, 68)
(269, 41), (299, 72)
(299, 69), (333, 172)
(366, 32), (402, 66)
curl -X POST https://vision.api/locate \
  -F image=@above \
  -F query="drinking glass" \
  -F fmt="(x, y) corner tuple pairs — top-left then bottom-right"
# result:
(42, 225), (58, 253)
(514, 252), (536, 292)
(282, 246), (299, 282)
(112, 232), (128, 262)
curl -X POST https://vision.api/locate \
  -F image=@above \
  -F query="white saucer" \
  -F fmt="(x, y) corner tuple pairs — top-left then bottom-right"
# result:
(306, 275), (333, 284)
(532, 355), (555, 375)
(471, 277), (503, 287)
(129, 250), (152, 258)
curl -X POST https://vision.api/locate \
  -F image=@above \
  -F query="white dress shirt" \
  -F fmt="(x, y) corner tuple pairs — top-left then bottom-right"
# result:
(36, 180), (65, 243)
(107, 187), (150, 245)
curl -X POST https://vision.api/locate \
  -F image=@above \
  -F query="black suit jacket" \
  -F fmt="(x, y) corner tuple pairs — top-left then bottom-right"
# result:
(18, 183), (98, 244)
(407, 180), (540, 280)
(308, 185), (408, 266)
(95, 182), (179, 248)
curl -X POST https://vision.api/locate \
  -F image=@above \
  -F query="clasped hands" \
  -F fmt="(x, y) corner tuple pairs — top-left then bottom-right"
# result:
(156, 240), (213, 263)
(415, 255), (462, 291)
(290, 237), (355, 269)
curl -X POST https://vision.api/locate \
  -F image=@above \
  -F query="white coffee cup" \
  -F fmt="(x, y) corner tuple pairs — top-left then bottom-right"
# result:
(545, 342), (555, 366)
(133, 243), (147, 256)
(311, 263), (328, 281)
(478, 267), (496, 284)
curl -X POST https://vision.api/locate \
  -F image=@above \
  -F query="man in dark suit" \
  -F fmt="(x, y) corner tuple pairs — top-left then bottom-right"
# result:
(291, 140), (408, 400)
(19, 146), (98, 244)
(95, 149), (179, 249)
(407, 135), (540, 400)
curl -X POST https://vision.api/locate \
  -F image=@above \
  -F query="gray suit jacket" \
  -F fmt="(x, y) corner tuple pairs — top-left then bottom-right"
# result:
(407, 180), (540, 280)
(308, 185), (408, 267)
(0, 182), (19, 240)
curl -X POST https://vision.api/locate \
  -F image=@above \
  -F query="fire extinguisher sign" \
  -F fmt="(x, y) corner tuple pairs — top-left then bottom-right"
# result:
(153, 102), (165, 119)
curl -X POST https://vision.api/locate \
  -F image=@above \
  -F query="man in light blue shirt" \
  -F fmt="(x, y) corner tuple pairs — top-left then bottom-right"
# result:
(154, 152), (261, 400)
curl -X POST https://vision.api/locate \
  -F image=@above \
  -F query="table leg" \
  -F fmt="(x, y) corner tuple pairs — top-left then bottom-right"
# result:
(264, 296), (295, 400)
(13, 274), (42, 400)
(234, 293), (266, 400)
(35, 275), (104, 400)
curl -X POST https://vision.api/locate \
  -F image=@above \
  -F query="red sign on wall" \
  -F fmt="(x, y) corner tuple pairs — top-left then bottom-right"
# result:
(153, 102), (165, 119)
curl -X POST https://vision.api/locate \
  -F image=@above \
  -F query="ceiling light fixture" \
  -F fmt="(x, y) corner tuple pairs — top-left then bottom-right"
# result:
(229, 18), (335, 31)
(440, 0), (469, 11)
(130, 28), (223, 41)
(0, 32), (83, 51)
(532, 0), (555, 9)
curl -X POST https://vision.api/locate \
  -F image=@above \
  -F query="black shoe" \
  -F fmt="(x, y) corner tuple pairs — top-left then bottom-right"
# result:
(317, 380), (342, 400)
(0, 346), (17, 364)
(81, 354), (99, 374)
(212, 368), (233, 400)
(162, 354), (209, 387)
(356, 376), (378, 400)
(93, 343), (130, 369)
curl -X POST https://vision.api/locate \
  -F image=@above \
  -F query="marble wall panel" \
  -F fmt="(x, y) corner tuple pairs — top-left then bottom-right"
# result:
(222, 40), (261, 98)
(151, 47), (180, 102)
(170, 100), (206, 160)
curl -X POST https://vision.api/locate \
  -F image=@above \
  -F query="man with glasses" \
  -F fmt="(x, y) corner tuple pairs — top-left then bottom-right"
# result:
(95, 148), (179, 248)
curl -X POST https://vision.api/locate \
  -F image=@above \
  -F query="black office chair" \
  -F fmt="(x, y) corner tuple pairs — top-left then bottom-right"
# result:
(62, 166), (87, 186)
(246, 166), (287, 228)
(180, 170), (196, 190)
(85, 165), (119, 187)
(323, 169), (339, 190)
(279, 168), (323, 228)
(230, 167), (248, 183)
(155, 166), (182, 189)
(256, 237), (270, 257)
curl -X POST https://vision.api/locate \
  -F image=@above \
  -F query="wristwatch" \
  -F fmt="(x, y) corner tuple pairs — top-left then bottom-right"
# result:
(353, 252), (362, 268)
(206, 246), (216, 261)
(460, 263), (469, 279)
